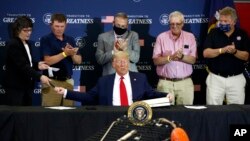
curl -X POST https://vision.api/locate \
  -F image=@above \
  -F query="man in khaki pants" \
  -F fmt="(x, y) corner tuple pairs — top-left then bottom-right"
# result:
(40, 13), (82, 106)
(153, 11), (197, 105)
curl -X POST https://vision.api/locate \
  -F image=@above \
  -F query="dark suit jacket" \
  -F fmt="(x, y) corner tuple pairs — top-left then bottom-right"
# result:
(4, 37), (41, 90)
(66, 72), (167, 105)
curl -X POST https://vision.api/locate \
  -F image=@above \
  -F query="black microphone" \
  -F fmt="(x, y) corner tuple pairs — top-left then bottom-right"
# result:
(117, 129), (137, 141)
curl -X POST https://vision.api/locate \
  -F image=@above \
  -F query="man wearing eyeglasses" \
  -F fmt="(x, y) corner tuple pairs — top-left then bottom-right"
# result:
(96, 12), (140, 76)
(153, 11), (197, 105)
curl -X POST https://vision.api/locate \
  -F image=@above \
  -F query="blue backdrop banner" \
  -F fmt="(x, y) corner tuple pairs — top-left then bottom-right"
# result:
(0, 0), (234, 105)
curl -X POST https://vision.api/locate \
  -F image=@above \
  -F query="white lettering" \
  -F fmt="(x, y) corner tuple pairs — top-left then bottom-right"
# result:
(33, 89), (41, 94)
(93, 42), (98, 47)
(184, 18), (209, 24)
(137, 65), (152, 70)
(0, 89), (5, 94)
(67, 18), (94, 24)
(3, 17), (16, 23)
(35, 42), (40, 47)
(128, 19), (152, 24)
(234, 129), (247, 136)
(193, 64), (206, 70)
(152, 42), (155, 47)
(0, 41), (6, 46)
(3, 17), (35, 23)
(73, 65), (95, 71)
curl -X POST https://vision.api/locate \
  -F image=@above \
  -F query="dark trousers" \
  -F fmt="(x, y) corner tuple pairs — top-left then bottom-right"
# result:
(6, 88), (33, 106)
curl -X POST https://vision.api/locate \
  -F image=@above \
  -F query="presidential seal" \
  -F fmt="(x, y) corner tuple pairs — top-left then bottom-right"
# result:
(127, 101), (152, 126)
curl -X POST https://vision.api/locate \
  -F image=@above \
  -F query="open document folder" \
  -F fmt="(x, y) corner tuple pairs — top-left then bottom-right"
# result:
(142, 97), (171, 107)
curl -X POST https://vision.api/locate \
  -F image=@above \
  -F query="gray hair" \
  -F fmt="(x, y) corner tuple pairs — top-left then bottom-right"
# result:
(219, 6), (237, 22)
(169, 11), (184, 23)
(114, 12), (128, 19)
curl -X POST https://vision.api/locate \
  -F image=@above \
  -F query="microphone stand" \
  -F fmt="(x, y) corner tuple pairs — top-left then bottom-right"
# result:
(117, 129), (137, 141)
(100, 118), (121, 141)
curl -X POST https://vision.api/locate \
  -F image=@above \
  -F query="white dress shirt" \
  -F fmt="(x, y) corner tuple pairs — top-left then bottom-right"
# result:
(23, 43), (33, 67)
(63, 72), (133, 106)
(112, 73), (133, 106)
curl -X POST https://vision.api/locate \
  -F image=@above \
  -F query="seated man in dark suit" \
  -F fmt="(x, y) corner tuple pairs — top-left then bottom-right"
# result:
(55, 51), (171, 106)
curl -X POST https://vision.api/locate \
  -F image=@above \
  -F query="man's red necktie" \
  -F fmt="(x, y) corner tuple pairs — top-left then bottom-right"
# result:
(120, 76), (128, 106)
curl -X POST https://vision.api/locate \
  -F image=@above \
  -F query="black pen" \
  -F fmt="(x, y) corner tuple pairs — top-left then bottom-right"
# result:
(49, 82), (55, 88)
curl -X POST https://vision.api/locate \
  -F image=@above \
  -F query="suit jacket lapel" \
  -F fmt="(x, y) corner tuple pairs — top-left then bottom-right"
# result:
(17, 38), (30, 64)
(108, 31), (115, 50)
(129, 72), (138, 101)
(107, 74), (115, 105)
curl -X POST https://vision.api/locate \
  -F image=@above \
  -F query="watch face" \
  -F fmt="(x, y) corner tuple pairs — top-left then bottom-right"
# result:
(127, 101), (152, 126)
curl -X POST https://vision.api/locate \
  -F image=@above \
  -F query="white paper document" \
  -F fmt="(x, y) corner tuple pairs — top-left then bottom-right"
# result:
(184, 106), (207, 109)
(47, 67), (60, 77)
(143, 97), (170, 107)
(45, 106), (76, 110)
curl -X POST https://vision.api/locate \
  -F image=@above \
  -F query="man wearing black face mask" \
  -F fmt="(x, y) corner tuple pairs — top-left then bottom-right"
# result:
(96, 12), (140, 76)
(203, 6), (250, 105)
